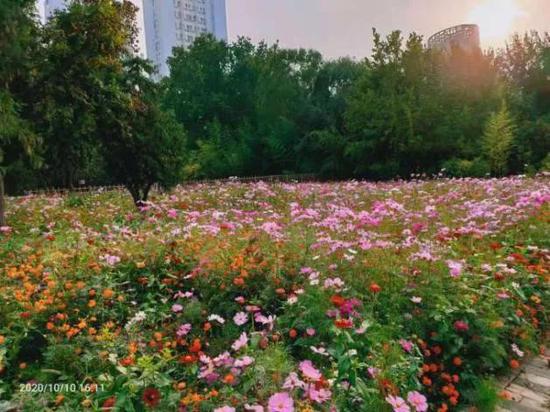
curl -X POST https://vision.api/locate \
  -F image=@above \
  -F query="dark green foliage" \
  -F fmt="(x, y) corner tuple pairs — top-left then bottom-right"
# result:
(0, 0), (40, 224)
(32, 0), (137, 188)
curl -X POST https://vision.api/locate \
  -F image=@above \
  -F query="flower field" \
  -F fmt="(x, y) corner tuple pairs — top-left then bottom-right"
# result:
(0, 177), (549, 411)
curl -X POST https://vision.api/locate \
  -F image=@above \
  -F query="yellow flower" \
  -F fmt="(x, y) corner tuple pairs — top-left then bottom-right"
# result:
(490, 320), (504, 329)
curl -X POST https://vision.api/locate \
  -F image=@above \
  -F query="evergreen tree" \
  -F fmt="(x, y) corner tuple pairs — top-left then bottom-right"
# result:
(483, 103), (517, 176)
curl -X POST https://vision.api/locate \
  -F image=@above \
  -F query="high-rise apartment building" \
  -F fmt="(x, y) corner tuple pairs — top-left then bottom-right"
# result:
(142, 0), (228, 78)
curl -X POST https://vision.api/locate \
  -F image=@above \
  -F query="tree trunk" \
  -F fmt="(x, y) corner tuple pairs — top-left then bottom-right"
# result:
(127, 184), (152, 208)
(0, 174), (6, 227)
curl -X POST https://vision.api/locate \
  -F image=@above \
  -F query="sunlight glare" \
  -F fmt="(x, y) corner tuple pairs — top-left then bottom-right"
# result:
(468, 0), (524, 41)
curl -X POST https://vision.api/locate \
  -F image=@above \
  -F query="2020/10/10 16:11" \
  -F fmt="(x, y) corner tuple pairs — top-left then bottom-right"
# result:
(18, 383), (105, 393)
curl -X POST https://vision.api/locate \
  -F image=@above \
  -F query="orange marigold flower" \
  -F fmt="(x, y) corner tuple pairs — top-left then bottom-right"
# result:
(102, 289), (114, 299)
(223, 373), (235, 385)
(509, 359), (520, 369)
(452, 357), (462, 367)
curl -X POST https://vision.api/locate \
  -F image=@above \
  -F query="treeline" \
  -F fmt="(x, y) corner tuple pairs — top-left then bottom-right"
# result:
(2, 0), (550, 201)
(163, 31), (550, 180)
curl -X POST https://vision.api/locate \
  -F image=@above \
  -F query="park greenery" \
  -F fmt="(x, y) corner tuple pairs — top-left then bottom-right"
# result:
(2, 1), (549, 205)
(0, 2), (549, 411)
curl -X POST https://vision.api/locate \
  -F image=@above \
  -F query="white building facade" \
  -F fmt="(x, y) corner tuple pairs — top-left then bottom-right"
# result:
(42, 0), (67, 21)
(142, 0), (228, 78)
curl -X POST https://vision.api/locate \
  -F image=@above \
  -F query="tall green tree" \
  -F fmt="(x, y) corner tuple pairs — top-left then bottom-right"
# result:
(0, 0), (40, 225)
(34, 0), (137, 188)
(101, 58), (187, 205)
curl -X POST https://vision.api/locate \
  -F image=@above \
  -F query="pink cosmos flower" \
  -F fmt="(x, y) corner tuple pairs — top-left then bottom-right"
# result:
(385, 395), (411, 412)
(306, 328), (316, 336)
(176, 323), (191, 337)
(233, 312), (248, 326)
(368, 367), (380, 378)
(299, 360), (322, 381)
(511, 343), (524, 358)
(167, 208), (178, 219)
(214, 406), (235, 412)
(497, 291), (510, 299)
(260, 222), (283, 239)
(307, 386), (332, 403)
(101, 254), (121, 267)
(244, 405), (264, 412)
(171, 304), (183, 313)
(310, 346), (329, 356)
(231, 332), (248, 351)
(267, 392), (294, 412)
(283, 372), (306, 390)
(399, 339), (414, 353)
(173, 291), (193, 299)
(407, 391), (428, 412)
(234, 356), (255, 368)
(446, 260), (464, 277)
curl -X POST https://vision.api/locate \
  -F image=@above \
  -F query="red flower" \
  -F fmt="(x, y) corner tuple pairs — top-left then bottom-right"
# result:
(453, 320), (469, 332)
(142, 387), (161, 408)
(489, 242), (502, 250)
(334, 318), (353, 329)
(101, 397), (116, 410)
(189, 339), (201, 353)
(369, 283), (381, 293)
(330, 295), (345, 307)
(179, 354), (197, 364)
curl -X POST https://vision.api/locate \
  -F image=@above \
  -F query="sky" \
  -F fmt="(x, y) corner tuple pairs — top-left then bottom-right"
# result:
(225, 0), (550, 59)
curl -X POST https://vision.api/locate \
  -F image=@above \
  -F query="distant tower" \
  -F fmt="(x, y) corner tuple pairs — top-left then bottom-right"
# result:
(142, 0), (228, 79)
(428, 24), (480, 53)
